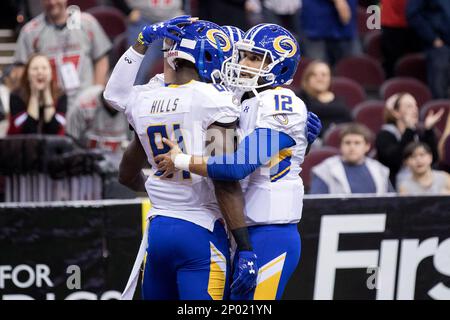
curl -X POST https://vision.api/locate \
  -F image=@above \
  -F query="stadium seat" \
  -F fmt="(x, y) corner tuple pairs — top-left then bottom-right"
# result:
(110, 32), (127, 65)
(419, 100), (450, 137)
(289, 57), (313, 92)
(68, 0), (98, 11)
(380, 77), (432, 108)
(394, 53), (427, 84)
(352, 100), (385, 134)
(335, 55), (385, 91)
(357, 6), (372, 38)
(86, 6), (126, 40)
(300, 146), (340, 191)
(364, 30), (382, 61)
(330, 77), (367, 110)
(322, 123), (349, 149)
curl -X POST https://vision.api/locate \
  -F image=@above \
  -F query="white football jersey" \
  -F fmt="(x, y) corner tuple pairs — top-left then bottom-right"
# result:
(237, 87), (308, 226)
(126, 81), (240, 231)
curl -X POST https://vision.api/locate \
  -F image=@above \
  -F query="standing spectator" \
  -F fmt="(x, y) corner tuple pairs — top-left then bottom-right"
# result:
(300, 0), (360, 66)
(310, 123), (392, 194)
(407, 0), (450, 99)
(398, 142), (450, 195)
(111, 0), (184, 85)
(66, 84), (131, 153)
(381, 0), (421, 78)
(8, 54), (66, 135)
(375, 93), (443, 187)
(13, 0), (112, 109)
(299, 60), (352, 137)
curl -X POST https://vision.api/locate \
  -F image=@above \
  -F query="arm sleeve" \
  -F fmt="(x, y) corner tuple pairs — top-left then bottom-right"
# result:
(406, 0), (437, 46)
(7, 94), (37, 135)
(103, 47), (144, 112)
(206, 127), (296, 181)
(375, 129), (416, 170)
(309, 174), (330, 194)
(13, 29), (33, 64)
(43, 95), (67, 135)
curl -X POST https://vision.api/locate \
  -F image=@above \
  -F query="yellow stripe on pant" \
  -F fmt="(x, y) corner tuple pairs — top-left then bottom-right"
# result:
(253, 253), (287, 300)
(141, 199), (151, 283)
(208, 242), (227, 300)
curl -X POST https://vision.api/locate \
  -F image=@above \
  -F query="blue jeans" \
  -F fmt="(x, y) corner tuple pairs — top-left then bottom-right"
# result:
(127, 17), (164, 85)
(426, 45), (450, 99)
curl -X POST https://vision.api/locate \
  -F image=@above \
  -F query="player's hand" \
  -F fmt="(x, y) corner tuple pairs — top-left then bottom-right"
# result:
(138, 15), (194, 46)
(306, 111), (322, 144)
(154, 138), (183, 178)
(231, 251), (258, 296)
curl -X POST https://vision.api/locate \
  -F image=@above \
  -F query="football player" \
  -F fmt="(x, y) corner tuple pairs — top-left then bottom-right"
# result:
(155, 23), (322, 300)
(104, 18), (259, 299)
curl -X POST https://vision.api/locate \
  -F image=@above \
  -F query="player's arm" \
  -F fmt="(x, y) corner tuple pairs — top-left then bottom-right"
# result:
(118, 133), (147, 192)
(103, 15), (193, 112)
(156, 127), (296, 180)
(207, 121), (259, 295)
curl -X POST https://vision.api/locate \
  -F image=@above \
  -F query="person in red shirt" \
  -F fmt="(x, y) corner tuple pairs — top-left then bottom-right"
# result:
(8, 54), (66, 135)
(381, 0), (421, 78)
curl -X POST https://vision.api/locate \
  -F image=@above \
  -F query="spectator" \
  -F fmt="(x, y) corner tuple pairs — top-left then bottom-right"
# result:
(381, 0), (421, 78)
(299, 60), (352, 137)
(375, 93), (442, 187)
(398, 142), (450, 195)
(0, 65), (23, 137)
(197, 0), (248, 31)
(310, 123), (392, 194)
(66, 84), (131, 153)
(111, 0), (184, 85)
(8, 54), (66, 135)
(13, 0), (112, 109)
(300, 0), (361, 66)
(438, 112), (450, 171)
(407, 0), (450, 99)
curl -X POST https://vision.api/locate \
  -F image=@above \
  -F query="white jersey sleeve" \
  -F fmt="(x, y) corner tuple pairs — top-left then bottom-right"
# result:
(255, 88), (307, 146)
(103, 47), (144, 113)
(193, 83), (240, 130)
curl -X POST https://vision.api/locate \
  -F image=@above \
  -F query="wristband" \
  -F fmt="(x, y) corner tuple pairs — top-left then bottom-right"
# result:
(174, 154), (191, 171)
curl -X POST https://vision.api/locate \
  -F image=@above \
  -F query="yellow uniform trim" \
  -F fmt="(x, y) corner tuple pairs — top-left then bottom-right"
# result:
(167, 80), (194, 88)
(207, 242), (227, 300)
(140, 199), (151, 283)
(270, 165), (291, 181)
(269, 149), (292, 168)
(253, 253), (286, 300)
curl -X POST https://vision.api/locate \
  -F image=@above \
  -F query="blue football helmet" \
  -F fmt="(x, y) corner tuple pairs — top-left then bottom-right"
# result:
(223, 23), (301, 91)
(222, 25), (245, 45)
(166, 20), (233, 83)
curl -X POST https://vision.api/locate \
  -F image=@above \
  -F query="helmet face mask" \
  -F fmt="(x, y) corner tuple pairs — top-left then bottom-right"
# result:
(222, 23), (300, 92)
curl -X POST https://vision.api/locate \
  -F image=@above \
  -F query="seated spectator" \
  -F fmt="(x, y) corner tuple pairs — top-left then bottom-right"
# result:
(299, 61), (352, 137)
(398, 142), (450, 195)
(438, 112), (450, 171)
(13, 0), (112, 109)
(66, 84), (131, 154)
(310, 123), (393, 194)
(375, 93), (442, 187)
(7, 54), (66, 135)
(301, 0), (361, 66)
(407, 0), (450, 99)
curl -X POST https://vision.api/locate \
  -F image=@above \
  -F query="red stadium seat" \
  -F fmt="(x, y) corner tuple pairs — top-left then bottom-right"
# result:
(330, 77), (367, 110)
(394, 53), (427, 84)
(419, 100), (450, 137)
(380, 77), (432, 108)
(335, 55), (385, 91)
(352, 100), (385, 134)
(110, 32), (128, 65)
(289, 57), (313, 92)
(364, 30), (382, 61)
(300, 147), (340, 191)
(357, 6), (372, 38)
(322, 123), (348, 149)
(87, 6), (126, 40)
(68, 0), (98, 11)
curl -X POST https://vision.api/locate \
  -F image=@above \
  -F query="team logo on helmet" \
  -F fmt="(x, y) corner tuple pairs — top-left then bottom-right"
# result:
(206, 29), (232, 52)
(273, 36), (297, 58)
